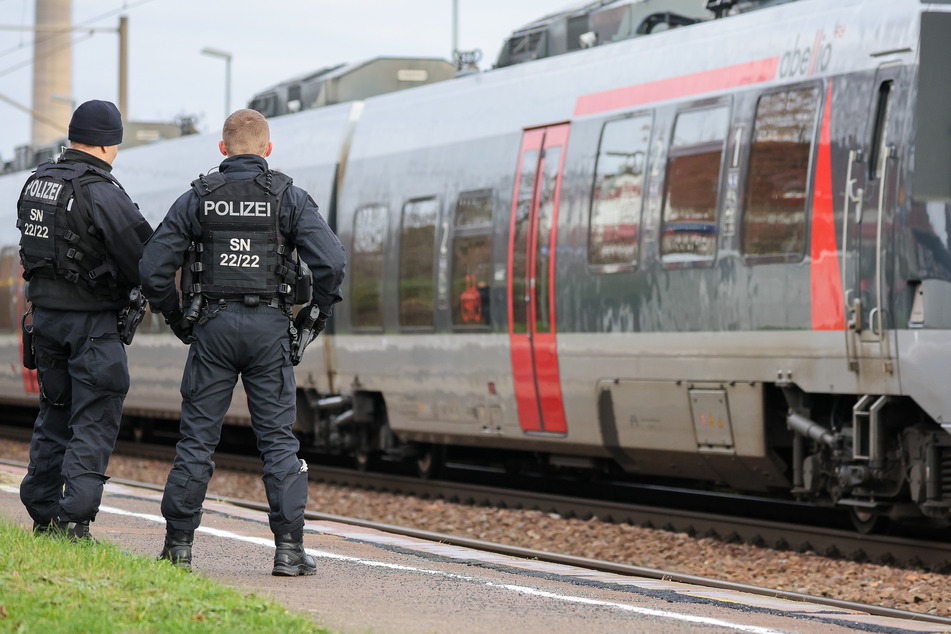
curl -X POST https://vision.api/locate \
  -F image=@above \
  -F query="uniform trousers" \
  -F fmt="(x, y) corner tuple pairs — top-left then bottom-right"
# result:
(161, 302), (308, 536)
(19, 308), (129, 525)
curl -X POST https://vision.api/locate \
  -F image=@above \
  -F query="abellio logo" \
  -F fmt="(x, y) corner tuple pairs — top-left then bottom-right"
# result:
(779, 30), (833, 79)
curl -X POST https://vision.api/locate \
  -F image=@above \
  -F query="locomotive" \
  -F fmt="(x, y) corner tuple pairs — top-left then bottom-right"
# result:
(2, 0), (951, 532)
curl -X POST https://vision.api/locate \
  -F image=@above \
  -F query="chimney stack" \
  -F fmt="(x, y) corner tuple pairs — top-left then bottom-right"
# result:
(31, 0), (72, 147)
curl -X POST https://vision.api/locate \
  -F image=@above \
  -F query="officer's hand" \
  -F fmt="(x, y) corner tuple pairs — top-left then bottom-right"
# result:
(293, 304), (330, 337)
(164, 306), (194, 344)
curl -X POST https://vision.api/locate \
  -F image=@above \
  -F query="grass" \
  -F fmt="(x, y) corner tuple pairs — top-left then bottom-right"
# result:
(0, 520), (329, 633)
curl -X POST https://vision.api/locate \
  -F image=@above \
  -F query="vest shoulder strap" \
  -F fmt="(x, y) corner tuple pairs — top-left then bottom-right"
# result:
(254, 171), (293, 197)
(191, 171), (228, 196)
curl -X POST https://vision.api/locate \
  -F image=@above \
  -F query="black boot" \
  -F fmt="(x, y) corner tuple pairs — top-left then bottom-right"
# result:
(272, 529), (316, 576)
(159, 529), (194, 570)
(55, 520), (91, 541)
(32, 520), (55, 535)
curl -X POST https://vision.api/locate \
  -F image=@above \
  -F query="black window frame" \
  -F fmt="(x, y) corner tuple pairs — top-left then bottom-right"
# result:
(660, 98), (733, 269)
(450, 189), (495, 331)
(586, 110), (654, 275)
(398, 196), (439, 332)
(740, 81), (823, 265)
(350, 203), (389, 332)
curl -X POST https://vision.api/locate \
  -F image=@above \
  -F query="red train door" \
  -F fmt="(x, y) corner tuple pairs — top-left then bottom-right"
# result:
(507, 124), (569, 434)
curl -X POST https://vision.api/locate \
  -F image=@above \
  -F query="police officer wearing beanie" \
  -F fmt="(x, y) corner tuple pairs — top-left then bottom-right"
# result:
(17, 99), (153, 539)
(139, 108), (346, 575)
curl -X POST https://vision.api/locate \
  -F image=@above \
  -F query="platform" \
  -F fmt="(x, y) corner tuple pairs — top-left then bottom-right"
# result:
(1, 463), (947, 634)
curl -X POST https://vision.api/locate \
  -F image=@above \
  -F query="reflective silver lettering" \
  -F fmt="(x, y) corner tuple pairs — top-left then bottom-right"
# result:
(205, 200), (271, 216)
(25, 180), (62, 201)
(239, 201), (270, 216)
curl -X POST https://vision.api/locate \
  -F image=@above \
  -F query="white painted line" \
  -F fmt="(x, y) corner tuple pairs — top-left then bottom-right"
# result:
(2, 485), (790, 633)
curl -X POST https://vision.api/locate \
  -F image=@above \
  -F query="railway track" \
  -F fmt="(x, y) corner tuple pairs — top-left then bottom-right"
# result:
(3, 419), (950, 576)
(3, 440), (950, 627)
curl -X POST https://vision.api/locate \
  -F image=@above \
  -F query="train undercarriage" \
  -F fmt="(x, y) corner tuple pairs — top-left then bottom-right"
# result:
(293, 382), (951, 533)
(782, 385), (951, 532)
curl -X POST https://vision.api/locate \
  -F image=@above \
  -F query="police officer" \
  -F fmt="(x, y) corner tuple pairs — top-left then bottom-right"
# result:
(17, 99), (153, 539)
(139, 109), (346, 575)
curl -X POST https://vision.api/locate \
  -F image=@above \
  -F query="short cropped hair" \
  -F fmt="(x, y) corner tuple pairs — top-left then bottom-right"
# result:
(222, 109), (270, 156)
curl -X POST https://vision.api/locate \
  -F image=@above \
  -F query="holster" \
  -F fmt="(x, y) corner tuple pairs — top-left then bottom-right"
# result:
(117, 287), (149, 345)
(21, 309), (36, 370)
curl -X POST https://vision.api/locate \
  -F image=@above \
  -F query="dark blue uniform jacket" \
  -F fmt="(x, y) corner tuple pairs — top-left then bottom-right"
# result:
(26, 149), (152, 311)
(139, 154), (346, 316)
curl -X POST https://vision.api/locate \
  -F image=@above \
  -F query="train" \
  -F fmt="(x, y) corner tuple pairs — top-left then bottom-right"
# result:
(2, 0), (951, 533)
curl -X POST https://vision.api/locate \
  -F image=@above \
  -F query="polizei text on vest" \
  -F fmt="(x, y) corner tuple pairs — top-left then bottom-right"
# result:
(204, 201), (272, 216)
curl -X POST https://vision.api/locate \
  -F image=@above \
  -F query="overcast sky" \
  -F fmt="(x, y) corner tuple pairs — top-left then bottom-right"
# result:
(0, 0), (569, 161)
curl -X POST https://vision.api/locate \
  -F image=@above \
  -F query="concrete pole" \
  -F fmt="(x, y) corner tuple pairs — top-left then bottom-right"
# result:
(118, 16), (128, 119)
(31, 0), (72, 146)
(452, 0), (459, 67)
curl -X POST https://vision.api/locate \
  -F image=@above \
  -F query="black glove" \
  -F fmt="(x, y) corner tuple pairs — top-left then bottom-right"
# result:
(164, 306), (194, 344)
(289, 304), (330, 365)
(294, 303), (329, 336)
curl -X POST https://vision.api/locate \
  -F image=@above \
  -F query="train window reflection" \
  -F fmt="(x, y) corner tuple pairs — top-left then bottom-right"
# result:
(534, 147), (562, 334)
(351, 204), (388, 329)
(742, 86), (820, 258)
(0, 246), (18, 332)
(512, 151), (538, 334)
(452, 190), (493, 328)
(399, 198), (438, 328)
(662, 105), (730, 263)
(588, 113), (652, 269)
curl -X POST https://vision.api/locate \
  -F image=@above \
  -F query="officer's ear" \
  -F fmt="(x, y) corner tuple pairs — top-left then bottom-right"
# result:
(263, 141), (272, 158)
(218, 140), (228, 157)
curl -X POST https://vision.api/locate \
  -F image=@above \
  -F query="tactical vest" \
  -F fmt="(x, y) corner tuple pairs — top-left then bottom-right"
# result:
(16, 161), (123, 302)
(185, 170), (297, 305)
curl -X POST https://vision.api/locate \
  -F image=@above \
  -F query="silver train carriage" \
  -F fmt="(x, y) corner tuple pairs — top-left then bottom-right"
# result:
(2, 0), (951, 531)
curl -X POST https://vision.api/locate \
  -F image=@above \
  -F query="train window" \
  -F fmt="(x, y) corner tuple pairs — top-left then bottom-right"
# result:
(661, 105), (730, 264)
(351, 204), (388, 330)
(534, 146), (562, 335)
(511, 150), (538, 334)
(742, 86), (821, 258)
(869, 81), (893, 181)
(399, 197), (438, 329)
(0, 246), (18, 332)
(451, 190), (493, 328)
(287, 84), (302, 113)
(248, 92), (278, 118)
(588, 113), (652, 270)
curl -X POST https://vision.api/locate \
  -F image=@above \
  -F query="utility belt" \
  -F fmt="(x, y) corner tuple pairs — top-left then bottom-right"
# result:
(184, 294), (291, 326)
(20, 288), (147, 370)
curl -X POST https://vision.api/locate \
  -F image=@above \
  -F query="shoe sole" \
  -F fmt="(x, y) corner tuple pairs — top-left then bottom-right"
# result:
(272, 565), (317, 577)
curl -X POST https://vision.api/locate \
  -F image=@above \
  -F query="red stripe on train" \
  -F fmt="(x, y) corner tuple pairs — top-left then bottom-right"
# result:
(810, 81), (844, 331)
(574, 57), (780, 117)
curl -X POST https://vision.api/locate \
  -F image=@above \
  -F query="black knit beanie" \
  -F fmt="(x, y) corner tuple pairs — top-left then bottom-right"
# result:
(68, 100), (124, 146)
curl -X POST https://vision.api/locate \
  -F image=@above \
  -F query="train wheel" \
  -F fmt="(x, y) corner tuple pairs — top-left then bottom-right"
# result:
(849, 508), (889, 534)
(414, 445), (444, 480)
(354, 449), (376, 472)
